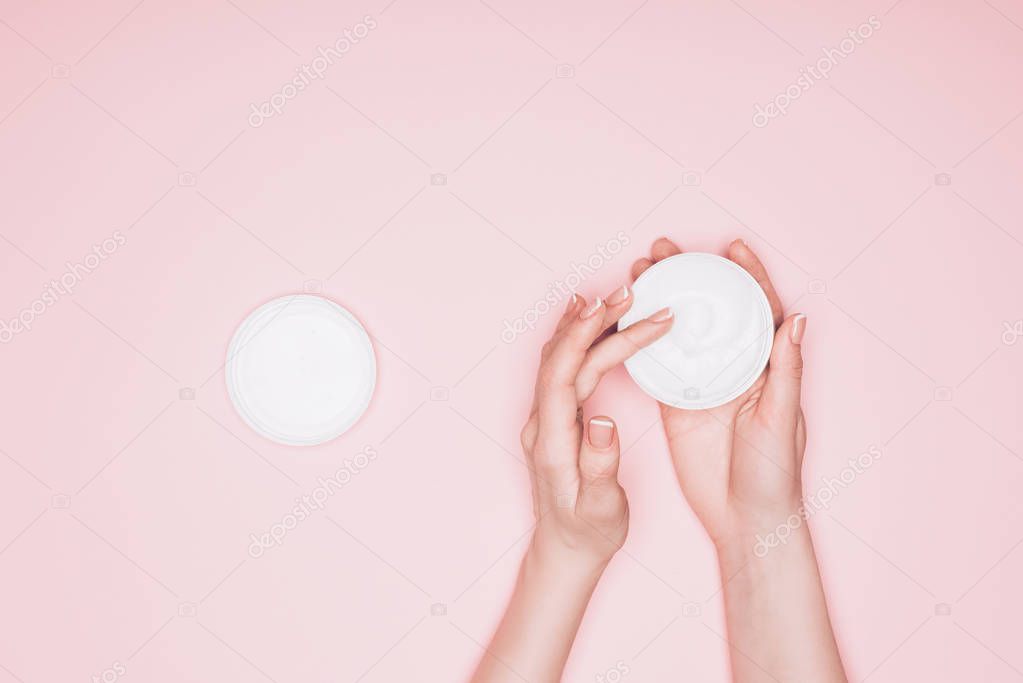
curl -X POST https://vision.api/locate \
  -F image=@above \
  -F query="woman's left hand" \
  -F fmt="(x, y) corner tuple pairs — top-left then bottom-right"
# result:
(520, 287), (674, 570)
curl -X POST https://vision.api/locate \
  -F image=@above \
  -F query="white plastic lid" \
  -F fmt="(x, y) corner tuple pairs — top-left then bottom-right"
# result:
(618, 252), (774, 410)
(226, 295), (376, 445)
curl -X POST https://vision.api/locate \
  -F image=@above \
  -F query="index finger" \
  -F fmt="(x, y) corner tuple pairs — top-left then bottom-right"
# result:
(575, 307), (674, 401)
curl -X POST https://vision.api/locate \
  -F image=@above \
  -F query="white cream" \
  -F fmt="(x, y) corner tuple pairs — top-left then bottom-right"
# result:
(618, 252), (773, 409)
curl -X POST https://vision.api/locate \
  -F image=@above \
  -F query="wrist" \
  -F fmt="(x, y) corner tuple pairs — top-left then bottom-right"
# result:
(713, 509), (814, 573)
(711, 514), (846, 683)
(529, 524), (619, 572)
(525, 535), (611, 586)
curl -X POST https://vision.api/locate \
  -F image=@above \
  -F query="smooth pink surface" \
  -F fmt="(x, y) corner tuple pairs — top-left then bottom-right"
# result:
(1, 1), (1022, 681)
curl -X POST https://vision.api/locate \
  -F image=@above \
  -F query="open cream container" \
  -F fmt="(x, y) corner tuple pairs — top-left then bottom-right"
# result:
(618, 252), (774, 409)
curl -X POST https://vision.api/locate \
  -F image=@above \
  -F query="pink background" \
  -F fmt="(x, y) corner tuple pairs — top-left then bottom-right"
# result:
(2, 0), (1022, 681)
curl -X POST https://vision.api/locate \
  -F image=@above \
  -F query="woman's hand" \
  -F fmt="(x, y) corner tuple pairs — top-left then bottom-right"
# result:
(630, 237), (846, 683)
(630, 237), (807, 549)
(472, 286), (673, 683)
(520, 288), (674, 570)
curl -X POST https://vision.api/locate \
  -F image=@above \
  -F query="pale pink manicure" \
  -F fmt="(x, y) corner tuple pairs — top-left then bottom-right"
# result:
(581, 297), (603, 319)
(607, 285), (630, 305)
(588, 417), (615, 449)
(647, 307), (673, 322)
(791, 314), (807, 344)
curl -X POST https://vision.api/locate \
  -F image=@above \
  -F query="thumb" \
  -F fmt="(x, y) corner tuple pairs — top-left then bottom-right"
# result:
(760, 313), (807, 424)
(578, 416), (621, 488)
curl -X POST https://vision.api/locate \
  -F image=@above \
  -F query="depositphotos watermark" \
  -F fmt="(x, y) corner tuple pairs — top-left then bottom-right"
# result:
(753, 444), (882, 558)
(247, 445), (377, 558)
(90, 661), (126, 683)
(0, 231), (127, 344)
(1002, 319), (1022, 345)
(752, 15), (881, 128)
(501, 231), (632, 344)
(248, 15), (378, 128)
(595, 660), (630, 683)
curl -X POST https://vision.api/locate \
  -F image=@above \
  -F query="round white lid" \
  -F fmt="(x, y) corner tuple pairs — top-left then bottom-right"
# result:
(226, 295), (376, 445)
(618, 252), (774, 410)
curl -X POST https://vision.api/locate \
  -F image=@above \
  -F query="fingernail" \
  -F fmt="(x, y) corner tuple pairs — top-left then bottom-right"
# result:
(581, 297), (603, 319)
(588, 417), (615, 449)
(607, 285), (630, 305)
(790, 314), (807, 344)
(569, 292), (578, 308)
(647, 307), (673, 322)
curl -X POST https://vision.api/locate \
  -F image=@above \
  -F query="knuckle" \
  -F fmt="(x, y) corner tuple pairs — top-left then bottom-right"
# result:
(616, 334), (641, 356)
(519, 419), (537, 452)
(574, 358), (593, 382)
(580, 462), (613, 482)
(791, 365), (804, 381)
(574, 374), (597, 402)
(533, 450), (561, 476)
(619, 326), (646, 347)
(790, 352), (804, 378)
(537, 364), (559, 388)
